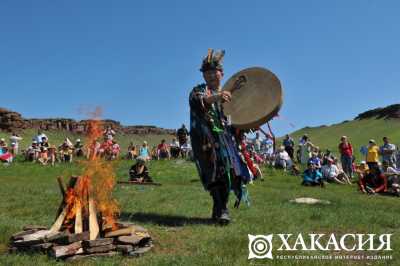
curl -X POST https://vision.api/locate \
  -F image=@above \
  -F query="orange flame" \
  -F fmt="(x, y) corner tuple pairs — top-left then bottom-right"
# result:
(81, 107), (120, 230)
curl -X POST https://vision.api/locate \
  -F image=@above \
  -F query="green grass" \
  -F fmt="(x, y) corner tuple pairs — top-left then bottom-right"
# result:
(284, 118), (400, 159)
(0, 159), (399, 265)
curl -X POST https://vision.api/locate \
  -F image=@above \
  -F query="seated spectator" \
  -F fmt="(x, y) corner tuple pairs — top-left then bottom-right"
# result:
(0, 147), (13, 163)
(38, 147), (49, 165)
(275, 146), (292, 171)
(139, 141), (151, 161)
(321, 158), (351, 184)
(322, 149), (336, 165)
(358, 166), (387, 194)
(59, 138), (74, 163)
(103, 126), (116, 141)
(25, 141), (40, 161)
(111, 140), (120, 160)
(86, 140), (99, 160)
(381, 160), (400, 196)
(127, 142), (138, 160)
(74, 139), (84, 157)
(157, 139), (170, 160)
(41, 137), (50, 148)
(99, 139), (113, 158)
(302, 162), (324, 187)
(48, 145), (57, 166)
(308, 152), (322, 169)
(170, 138), (181, 158)
(35, 130), (48, 144)
(129, 157), (153, 183)
(0, 138), (7, 149)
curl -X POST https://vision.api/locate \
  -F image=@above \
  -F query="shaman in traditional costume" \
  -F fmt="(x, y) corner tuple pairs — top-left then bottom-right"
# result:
(189, 49), (252, 224)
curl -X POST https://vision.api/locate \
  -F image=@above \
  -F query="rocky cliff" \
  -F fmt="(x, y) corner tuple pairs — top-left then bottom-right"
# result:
(0, 108), (175, 135)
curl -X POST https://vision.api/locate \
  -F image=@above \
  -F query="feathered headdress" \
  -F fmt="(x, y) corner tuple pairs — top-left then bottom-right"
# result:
(200, 49), (225, 72)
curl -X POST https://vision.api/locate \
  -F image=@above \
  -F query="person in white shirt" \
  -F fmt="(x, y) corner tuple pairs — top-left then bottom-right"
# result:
(170, 138), (181, 158)
(9, 133), (23, 155)
(35, 130), (48, 144)
(321, 158), (351, 184)
(275, 146), (292, 171)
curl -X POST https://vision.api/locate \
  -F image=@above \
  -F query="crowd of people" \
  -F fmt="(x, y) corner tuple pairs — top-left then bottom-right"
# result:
(1, 124), (400, 197)
(0, 124), (193, 166)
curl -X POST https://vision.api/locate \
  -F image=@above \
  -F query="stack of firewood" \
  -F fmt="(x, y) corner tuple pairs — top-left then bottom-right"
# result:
(8, 176), (153, 261)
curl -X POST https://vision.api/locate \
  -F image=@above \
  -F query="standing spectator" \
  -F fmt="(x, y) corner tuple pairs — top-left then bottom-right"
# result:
(177, 124), (189, 147)
(380, 137), (396, 167)
(181, 141), (192, 159)
(338, 136), (354, 179)
(283, 134), (295, 160)
(366, 139), (380, 171)
(253, 132), (262, 154)
(298, 135), (316, 164)
(9, 133), (22, 155)
(170, 138), (181, 158)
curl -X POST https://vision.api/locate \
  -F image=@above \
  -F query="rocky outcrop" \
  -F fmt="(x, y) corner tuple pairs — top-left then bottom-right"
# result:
(0, 108), (27, 132)
(0, 108), (175, 135)
(355, 104), (400, 120)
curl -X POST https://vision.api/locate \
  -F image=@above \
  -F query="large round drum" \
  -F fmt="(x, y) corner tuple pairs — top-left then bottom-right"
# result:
(222, 67), (283, 129)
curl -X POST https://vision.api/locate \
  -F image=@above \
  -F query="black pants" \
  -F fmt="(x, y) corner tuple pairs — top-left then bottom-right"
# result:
(367, 162), (379, 171)
(285, 146), (294, 159)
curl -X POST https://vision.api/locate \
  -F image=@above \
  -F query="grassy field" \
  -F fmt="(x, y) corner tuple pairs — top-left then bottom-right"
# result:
(0, 158), (399, 265)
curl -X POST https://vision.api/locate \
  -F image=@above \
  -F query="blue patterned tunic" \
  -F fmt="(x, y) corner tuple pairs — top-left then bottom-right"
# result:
(189, 84), (251, 203)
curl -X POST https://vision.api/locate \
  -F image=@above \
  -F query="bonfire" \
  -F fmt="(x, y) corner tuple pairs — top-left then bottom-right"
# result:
(8, 108), (153, 261)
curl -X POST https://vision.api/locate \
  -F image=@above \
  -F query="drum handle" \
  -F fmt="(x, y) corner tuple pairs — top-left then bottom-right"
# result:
(229, 75), (247, 93)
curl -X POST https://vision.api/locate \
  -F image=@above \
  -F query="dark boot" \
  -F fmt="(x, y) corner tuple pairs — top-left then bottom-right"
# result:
(218, 187), (230, 225)
(210, 189), (222, 221)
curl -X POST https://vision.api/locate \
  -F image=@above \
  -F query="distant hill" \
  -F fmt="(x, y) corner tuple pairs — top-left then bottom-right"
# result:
(285, 104), (400, 159)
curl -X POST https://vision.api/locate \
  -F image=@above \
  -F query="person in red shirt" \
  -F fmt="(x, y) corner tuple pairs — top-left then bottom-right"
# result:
(157, 139), (170, 160)
(338, 136), (354, 179)
(359, 167), (387, 194)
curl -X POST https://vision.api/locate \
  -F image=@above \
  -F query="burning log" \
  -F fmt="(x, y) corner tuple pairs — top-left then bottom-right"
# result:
(8, 176), (153, 261)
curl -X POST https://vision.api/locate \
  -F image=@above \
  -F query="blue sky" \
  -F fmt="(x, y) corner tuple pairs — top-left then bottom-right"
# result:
(1, 0), (399, 135)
